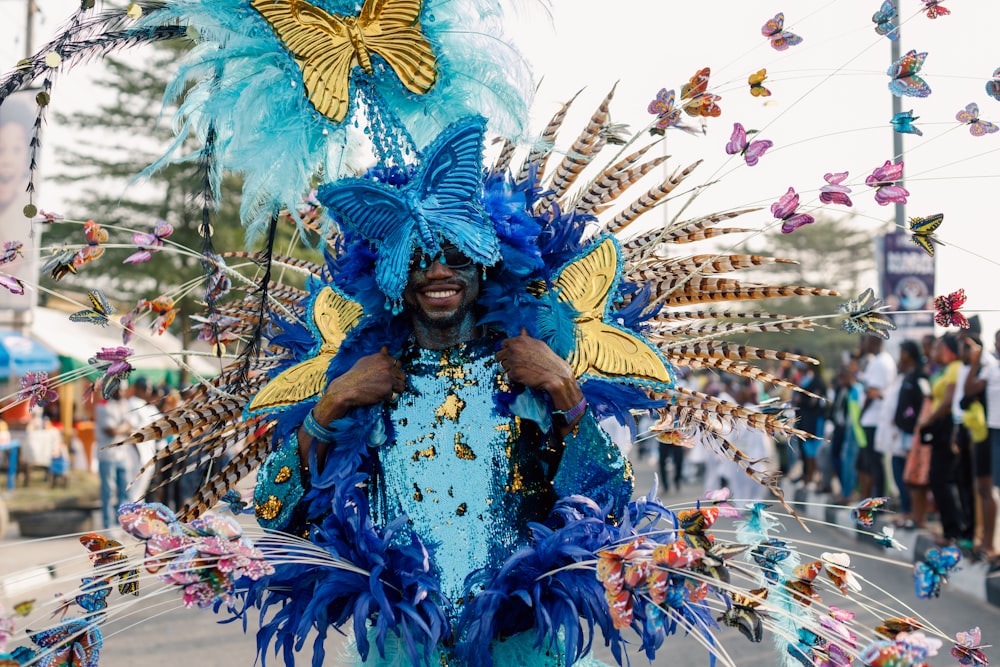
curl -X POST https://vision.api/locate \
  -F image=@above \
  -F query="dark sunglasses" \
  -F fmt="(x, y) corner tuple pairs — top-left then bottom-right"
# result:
(411, 244), (473, 270)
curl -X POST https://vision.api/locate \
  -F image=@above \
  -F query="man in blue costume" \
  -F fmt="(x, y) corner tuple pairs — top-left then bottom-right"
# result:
(255, 241), (633, 665)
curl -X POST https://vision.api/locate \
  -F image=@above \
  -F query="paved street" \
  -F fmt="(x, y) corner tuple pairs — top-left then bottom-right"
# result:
(0, 455), (995, 666)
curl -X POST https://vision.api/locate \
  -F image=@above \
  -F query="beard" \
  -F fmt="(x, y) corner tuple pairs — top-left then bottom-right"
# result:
(409, 298), (476, 330)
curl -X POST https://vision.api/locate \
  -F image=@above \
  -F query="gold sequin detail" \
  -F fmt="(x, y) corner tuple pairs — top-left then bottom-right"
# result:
(273, 466), (292, 484)
(412, 445), (436, 461)
(436, 349), (466, 379)
(413, 483), (423, 502)
(456, 503), (467, 516)
(505, 463), (524, 493)
(255, 495), (283, 520)
(436, 394), (465, 422)
(454, 435), (476, 460)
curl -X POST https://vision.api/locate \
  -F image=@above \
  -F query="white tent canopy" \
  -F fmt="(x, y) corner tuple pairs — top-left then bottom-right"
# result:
(30, 306), (222, 382)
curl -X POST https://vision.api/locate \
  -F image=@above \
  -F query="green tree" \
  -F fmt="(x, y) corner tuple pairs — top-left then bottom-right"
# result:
(740, 213), (880, 370)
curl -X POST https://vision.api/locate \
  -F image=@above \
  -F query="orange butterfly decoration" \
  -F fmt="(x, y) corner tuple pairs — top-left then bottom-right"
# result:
(146, 296), (178, 335)
(688, 582), (710, 603)
(875, 616), (922, 639)
(785, 560), (823, 606)
(622, 560), (652, 590)
(605, 588), (633, 629)
(73, 220), (108, 268)
(822, 552), (862, 595)
(652, 540), (704, 568)
(596, 539), (642, 595)
(79, 532), (140, 596)
(748, 68), (772, 97)
(646, 568), (669, 605)
(681, 67), (722, 118)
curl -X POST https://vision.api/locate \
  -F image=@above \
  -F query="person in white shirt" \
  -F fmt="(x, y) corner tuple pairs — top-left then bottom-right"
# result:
(95, 383), (139, 529)
(126, 377), (160, 503)
(727, 381), (773, 506)
(858, 336), (897, 498)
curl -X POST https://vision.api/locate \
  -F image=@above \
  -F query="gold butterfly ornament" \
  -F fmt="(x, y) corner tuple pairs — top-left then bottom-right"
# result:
(251, 0), (438, 123)
(248, 286), (365, 415)
(549, 236), (673, 387)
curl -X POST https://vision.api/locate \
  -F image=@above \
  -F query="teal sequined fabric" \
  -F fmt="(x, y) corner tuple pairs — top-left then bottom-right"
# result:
(253, 436), (306, 530)
(371, 334), (553, 614)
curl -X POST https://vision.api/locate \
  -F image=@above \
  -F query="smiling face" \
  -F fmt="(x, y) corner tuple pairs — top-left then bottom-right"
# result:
(402, 245), (481, 349)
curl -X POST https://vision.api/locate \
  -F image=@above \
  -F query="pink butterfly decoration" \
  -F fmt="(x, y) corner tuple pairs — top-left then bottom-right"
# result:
(90, 347), (135, 399)
(120, 300), (145, 345)
(822, 607), (859, 651)
(761, 12), (804, 51)
(987, 67), (1000, 101)
(725, 122), (773, 166)
(896, 631), (943, 656)
(951, 627), (990, 667)
(0, 241), (23, 265)
(192, 312), (242, 346)
(38, 210), (63, 223)
(19, 371), (58, 408)
(702, 488), (740, 518)
(772, 187), (815, 234)
(866, 160), (909, 206)
(935, 288), (969, 329)
(648, 88), (682, 131)
(124, 220), (174, 264)
(922, 0), (950, 18)
(955, 102), (999, 137)
(0, 275), (25, 295)
(819, 172), (853, 207)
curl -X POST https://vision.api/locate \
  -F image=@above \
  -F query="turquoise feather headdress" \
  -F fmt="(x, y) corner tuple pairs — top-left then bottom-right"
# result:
(0, 0), (535, 240)
(317, 116), (501, 306)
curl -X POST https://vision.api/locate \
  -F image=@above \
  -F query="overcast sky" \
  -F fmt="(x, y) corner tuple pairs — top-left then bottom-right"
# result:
(3, 0), (999, 343)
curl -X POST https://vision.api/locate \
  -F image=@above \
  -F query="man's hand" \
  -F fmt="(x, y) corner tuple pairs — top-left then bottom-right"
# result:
(300, 346), (404, 471)
(313, 346), (406, 424)
(496, 329), (583, 412)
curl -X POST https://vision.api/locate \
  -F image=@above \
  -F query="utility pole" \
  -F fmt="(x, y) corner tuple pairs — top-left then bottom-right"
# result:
(891, 13), (904, 234)
(24, 0), (37, 59)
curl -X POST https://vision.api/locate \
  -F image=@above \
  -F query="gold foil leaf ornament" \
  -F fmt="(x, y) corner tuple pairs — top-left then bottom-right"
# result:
(554, 237), (672, 383)
(248, 286), (365, 412)
(250, 0), (437, 123)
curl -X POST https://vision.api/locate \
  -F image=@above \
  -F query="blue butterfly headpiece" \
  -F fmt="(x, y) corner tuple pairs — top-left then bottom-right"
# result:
(317, 117), (501, 306)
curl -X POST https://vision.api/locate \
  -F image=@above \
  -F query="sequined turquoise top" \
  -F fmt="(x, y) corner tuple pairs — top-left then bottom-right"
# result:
(371, 335), (551, 612)
(255, 332), (633, 621)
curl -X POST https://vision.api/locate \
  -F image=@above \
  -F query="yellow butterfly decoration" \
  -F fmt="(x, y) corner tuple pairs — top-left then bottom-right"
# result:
(248, 286), (365, 413)
(748, 68), (772, 97)
(251, 0), (438, 123)
(554, 237), (672, 384)
(908, 212), (944, 257)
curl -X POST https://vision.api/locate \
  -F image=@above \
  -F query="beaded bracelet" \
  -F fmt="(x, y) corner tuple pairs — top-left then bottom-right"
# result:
(303, 409), (339, 443)
(552, 396), (588, 428)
